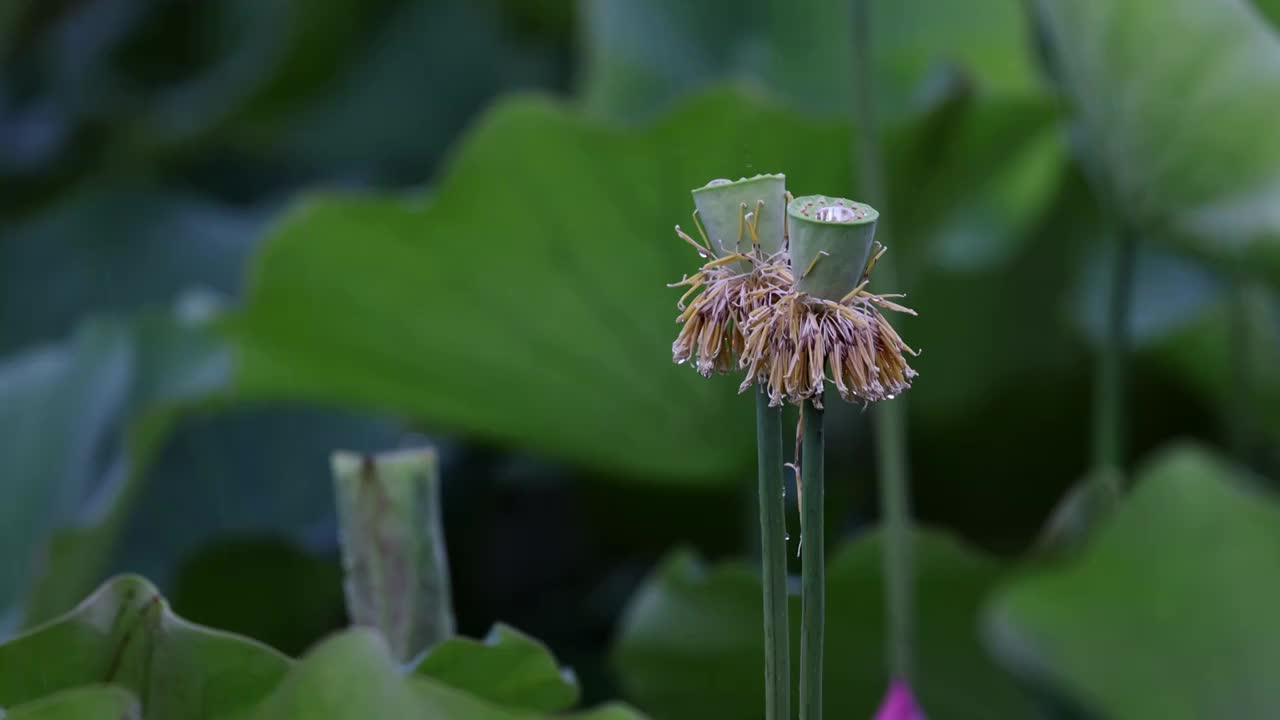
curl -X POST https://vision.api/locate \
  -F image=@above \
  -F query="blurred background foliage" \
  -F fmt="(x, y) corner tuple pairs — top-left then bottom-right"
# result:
(2, 0), (1280, 717)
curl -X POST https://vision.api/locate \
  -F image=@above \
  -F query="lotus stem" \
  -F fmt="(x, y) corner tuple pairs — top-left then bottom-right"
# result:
(756, 388), (791, 720)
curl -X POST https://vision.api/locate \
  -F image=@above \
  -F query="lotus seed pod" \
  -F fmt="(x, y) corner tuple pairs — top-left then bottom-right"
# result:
(690, 173), (787, 258)
(788, 195), (879, 301)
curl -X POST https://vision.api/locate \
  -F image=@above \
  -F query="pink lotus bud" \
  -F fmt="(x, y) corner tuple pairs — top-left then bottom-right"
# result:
(873, 679), (925, 720)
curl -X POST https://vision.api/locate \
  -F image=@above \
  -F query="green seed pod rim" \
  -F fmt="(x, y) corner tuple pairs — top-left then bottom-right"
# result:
(787, 195), (879, 301)
(690, 173), (788, 259)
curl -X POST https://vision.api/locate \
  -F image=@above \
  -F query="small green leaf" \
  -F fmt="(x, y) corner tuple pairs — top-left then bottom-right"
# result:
(987, 444), (1280, 718)
(1036, 0), (1280, 282)
(4, 685), (140, 720)
(613, 529), (1031, 719)
(237, 629), (642, 720)
(0, 576), (290, 720)
(415, 623), (579, 713)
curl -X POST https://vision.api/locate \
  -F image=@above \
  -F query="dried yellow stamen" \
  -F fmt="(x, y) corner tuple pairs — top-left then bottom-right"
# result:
(738, 290), (918, 407)
(670, 244), (793, 377)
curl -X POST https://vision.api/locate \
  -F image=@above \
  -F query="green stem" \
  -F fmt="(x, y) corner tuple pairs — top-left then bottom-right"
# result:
(852, 0), (914, 682)
(756, 389), (791, 720)
(801, 399), (825, 720)
(875, 398), (912, 678)
(331, 449), (455, 663)
(1091, 225), (1135, 498)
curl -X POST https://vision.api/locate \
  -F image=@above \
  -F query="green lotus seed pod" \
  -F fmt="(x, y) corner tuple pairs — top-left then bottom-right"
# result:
(788, 195), (879, 301)
(691, 173), (787, 258)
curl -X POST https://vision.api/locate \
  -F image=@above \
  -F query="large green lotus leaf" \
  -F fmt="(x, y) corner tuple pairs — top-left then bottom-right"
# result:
(3, 685), (140, 720)
(613, 529), (1031, 719)
(415, 623), (579, 713)
(235, 629), (644, 720)
(986, 445), (1280, 718)
(230, 88), (1066, 486)
(1036, 0), (1280, 283)
(579, 0), (1039, 120)
(230, 89), (851, 484)
(0, 576), (290, 720)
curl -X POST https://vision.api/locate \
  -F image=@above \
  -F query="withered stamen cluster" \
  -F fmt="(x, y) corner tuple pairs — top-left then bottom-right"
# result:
(670, 251), (792, 376)
(670, 210), (918, 407)
(739, 291), (917, 407)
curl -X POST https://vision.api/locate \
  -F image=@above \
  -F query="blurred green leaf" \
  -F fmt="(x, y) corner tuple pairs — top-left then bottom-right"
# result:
(241, 0), (562, 176)
(579, 0), (1039, 120)
(4, 685), (140, 720)
(887, 94), (1064, 272)
(0, 322), (131, 622)
(1072, 243), (1225, 349)
(0, 309), (226, 624)
(1257, 0), (1280, 28)
(110, 407), (402, 597)
(230, 89), (850, 484)
(24, 403), (404, 631)
(0, 576), (290, 720)
(40, 0), (389, 156)
(231, 88), (1067, 487)
(169, 539), (345, 658)
(1146, 292), (1280, 454)
(613, 529), (1031, 719)
(987, 444), (1280, 718)
(0, 183), (261, 354)
(1036, 0), (1280, 283)
(415, 623), (580, 713)
(238, 629), (642, 720)
(1033, 470), (1120, 559)
(1, 297), (404, 629)
(0, 0), (30, 60)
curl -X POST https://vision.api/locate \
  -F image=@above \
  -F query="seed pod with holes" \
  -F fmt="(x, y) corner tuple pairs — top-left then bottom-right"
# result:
(787, 195), (879, 301)
(691, 174), (787, 259)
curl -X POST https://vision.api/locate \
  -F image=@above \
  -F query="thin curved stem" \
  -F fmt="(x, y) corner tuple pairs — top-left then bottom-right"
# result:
(852, 0), (914, 683)
(1091, 225), (1135, 500)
